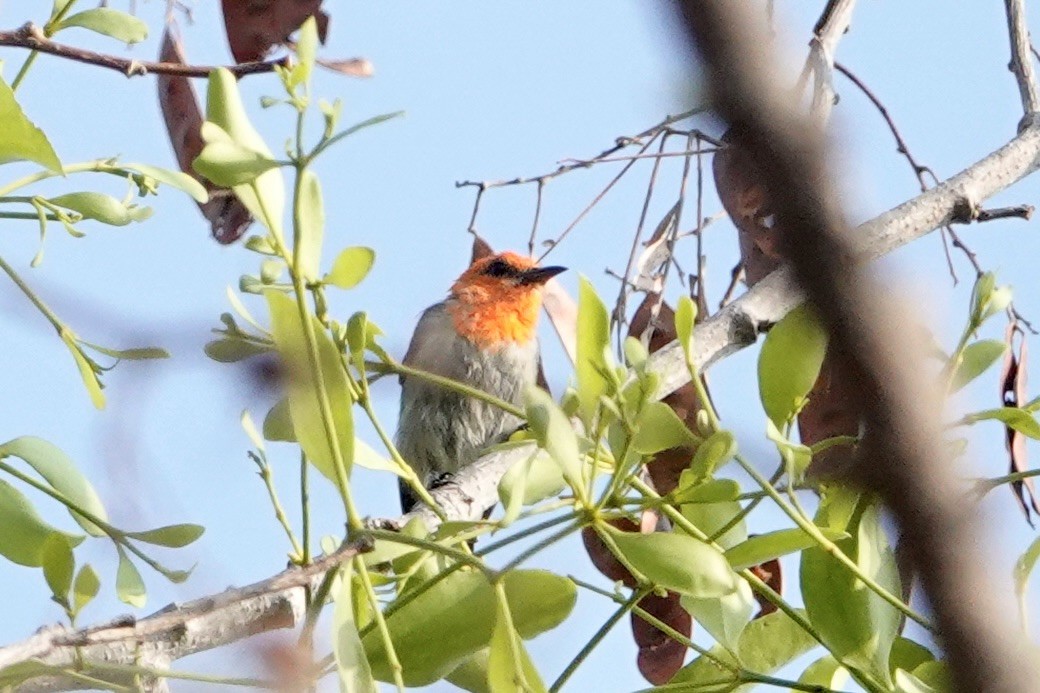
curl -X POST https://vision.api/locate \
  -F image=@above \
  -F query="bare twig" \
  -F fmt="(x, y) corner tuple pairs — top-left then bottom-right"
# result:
(675, 3), (1038, 693)
(976, 204), (1035, 221)
(806, 0), (858, 123)
(0, 22), (292, 78)
(1005, 0), (1040, 124)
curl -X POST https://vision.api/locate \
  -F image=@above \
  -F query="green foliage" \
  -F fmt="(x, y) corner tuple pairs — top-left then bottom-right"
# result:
(607, 527), (739, 597)
(758, 304), (828, 428)
(54, 8), (148, 43)
(362, 569), (576, 686)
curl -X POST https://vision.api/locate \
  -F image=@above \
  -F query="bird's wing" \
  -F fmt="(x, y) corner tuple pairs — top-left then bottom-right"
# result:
(400, 301), (458, 383)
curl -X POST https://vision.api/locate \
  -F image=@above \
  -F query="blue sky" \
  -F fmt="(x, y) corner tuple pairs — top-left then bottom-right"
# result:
(2, 1), (1040, 691)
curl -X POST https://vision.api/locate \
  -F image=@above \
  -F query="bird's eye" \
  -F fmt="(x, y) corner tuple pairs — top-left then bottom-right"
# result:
(483, 258), (517, 278)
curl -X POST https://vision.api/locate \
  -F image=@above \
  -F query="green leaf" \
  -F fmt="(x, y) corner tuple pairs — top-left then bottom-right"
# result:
(326, 247), (376, 289)
(266, 291), (354, 484)
(724, 527), (849, 570)
(123, 162), (208, 203)
(355, 438), (401, 475)
(681, 498), (747, 550)
(0, 436), (108, 535)
(296, 170), (325, 282)
(363, 569), (574, 686)
(333, 564), (378, 693)
(498, 449), (565, 525)
(964, 407), (1040, 439)
(687, 430), (737, 481)
(55, 8), (148, 43)
(671, 609), (817, 687)
(446, 650), (491, 693)
(115, 549), (146, 608)
(0, 76), (62, 172)
(126, 524), (204, 548)
(1014, 534), (1040, 600)
(758, 305), (828, 428)
(970, 272), (1012, 325)
(72, 564), (100, 615)
(672, 476), (741, 505)
(194, 122), (279, 186)
(675, 294), (697, 364)
(889, 637), (935, 677)
(623, 336), (649, 370)
(49, 192), (151, 226)
(41, 534), (75, 602)
(631, 401), (696, 455)
(263, 397), (295, 441)
(950, 339), (1006, 392)
(80, 342), (169, 361)
(800, 494), (900, 680)
(798, 655), (849, 689)
(575, 277), (611, 422)
(0, 479), (83, 567)
(289, 16), (319, 89)
(523, 388), (583, 496)
(488, 598), (546, 693)
(607, 527), (738, 597)
(204, 338), (271, 363)
(895, 668), (940, 693)
(681, 578), (754, 651)
(205, 69), (285, 236)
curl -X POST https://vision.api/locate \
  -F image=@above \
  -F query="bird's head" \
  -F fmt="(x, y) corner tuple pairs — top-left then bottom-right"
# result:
(447, 251), (566, 347)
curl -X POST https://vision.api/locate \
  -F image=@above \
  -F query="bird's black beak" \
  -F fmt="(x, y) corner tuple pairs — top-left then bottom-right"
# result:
(519, 265), (567, 285)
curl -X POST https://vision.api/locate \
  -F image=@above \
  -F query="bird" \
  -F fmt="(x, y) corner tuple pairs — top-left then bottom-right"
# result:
(394, 250), (566, 512)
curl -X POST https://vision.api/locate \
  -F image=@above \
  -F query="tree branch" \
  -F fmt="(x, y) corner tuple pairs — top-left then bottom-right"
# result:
(1005, 0), (1040, 125)
(805, 0), (858, 123)
(0, 22), (288, 78)
(675, 3), (1037, 693)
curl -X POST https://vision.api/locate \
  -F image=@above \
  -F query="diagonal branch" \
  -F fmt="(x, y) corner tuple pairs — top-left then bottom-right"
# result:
(675, 3), (1038, 693)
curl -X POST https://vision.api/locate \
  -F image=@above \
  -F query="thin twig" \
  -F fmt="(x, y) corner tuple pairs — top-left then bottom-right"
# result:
(1005, 0), (1040, 122)
(0, 22), (292, 78)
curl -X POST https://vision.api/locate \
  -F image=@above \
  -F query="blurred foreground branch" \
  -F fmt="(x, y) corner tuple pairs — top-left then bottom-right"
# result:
(674, 3), (1037, 693)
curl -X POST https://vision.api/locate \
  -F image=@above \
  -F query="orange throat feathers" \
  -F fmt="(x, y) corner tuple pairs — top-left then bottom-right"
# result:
(448, 283), (543, 348)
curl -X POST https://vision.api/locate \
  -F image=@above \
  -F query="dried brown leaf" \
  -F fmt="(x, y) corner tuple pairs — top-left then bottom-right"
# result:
(1001, 323), (1039, 526)
(222, 0), (328, 64)
(317, 56), (373, 77)
(633, 591), (691, 685)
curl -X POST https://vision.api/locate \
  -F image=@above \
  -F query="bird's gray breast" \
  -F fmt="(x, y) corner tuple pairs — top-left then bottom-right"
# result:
(394, 305), (539, 482)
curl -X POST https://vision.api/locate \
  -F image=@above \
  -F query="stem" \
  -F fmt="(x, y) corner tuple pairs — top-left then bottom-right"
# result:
(252, 453), (303, 559)
(492, 582), (536, 691)
(496, 521), (579, 574)
(549, 588), (645, 692)
(356, 396), (446, 519)
(354, 556), (406, 692)
(362, 528), (493, 576)
(386, 360), (524, 418)
(300, 450), (311, 564)
(0, 254), (65, 332)
(475, 512), (576, 557)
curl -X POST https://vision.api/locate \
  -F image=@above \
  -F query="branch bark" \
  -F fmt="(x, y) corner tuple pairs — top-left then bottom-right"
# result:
(1005, 0), (1040, 125)
(675, 3), (1038, 693)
